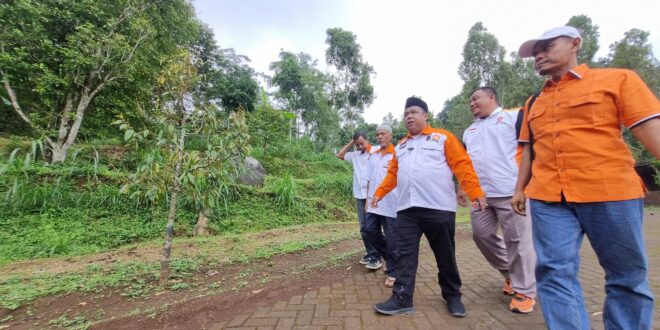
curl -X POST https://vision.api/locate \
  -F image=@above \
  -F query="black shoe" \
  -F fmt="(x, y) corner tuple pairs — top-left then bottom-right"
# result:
(359, 255), (369, 265)
(374, 295), (416, 315)
(365, 259), (383, 270)
(446, 296), (466, 318)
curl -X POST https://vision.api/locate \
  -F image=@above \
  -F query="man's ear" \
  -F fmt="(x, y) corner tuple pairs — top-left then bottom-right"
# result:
(572, 37), (582, 53)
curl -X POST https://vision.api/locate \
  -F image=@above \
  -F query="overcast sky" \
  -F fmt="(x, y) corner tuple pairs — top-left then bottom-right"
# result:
(193, 0), (660, 123)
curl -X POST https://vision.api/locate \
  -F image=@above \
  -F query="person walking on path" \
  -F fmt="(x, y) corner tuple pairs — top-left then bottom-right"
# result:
(512, 25), (660, 329)
(372, 96), (487, 318)
(336, 132), (382, 270)
(364, 124), (399, 288)
(458, 86), (537, 314)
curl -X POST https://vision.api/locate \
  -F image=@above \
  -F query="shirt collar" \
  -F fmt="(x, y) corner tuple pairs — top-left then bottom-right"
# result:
(378, 143), (395, 155)
(405, 125), (435, 138)
(544, 63), (589, 88)
(475, 107), (503, 121)
(569, 63), (589, 78)
(362, 143), (372, 154)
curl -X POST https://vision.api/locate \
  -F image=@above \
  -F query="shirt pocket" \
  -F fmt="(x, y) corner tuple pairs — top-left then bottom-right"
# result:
(396, 148), (409, 172)
(527, 106), (547, 136)
(568, 92), (605, 126)
(420, 141), (444, 165)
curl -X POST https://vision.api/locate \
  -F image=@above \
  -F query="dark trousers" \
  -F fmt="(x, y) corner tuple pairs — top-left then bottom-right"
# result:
(393, 207), (461, 303)
(356, 199), (379, 260)
(364, 212), (398, 277)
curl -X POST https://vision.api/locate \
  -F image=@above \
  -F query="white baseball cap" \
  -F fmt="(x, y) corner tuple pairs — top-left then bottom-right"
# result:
(518, 26), (581, 58)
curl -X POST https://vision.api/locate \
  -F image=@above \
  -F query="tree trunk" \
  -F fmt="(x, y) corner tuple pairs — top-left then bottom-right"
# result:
(51, 146), (68, 163)
(193, 208), (211, 236)
(49, 90), (93, 163)
(159, 123), (186, 286)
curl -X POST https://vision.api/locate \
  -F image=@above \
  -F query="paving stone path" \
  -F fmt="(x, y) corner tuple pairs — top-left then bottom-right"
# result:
(212, 211), (660, 329)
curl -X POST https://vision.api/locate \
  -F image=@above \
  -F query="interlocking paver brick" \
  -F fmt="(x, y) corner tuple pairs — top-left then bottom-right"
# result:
(210, 211), (660, 329)
(275, 318), (295, 330)
(294, 310), (313, 326)
(226, 313), (251, 327)
(243, 317), (278, 327)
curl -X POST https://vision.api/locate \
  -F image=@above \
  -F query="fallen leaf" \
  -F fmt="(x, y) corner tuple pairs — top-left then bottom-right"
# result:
(252, 289), (264, 294)
(206, 270), (219, 276)
(346, 266), (352, 271)
(78, 302), (87, 306)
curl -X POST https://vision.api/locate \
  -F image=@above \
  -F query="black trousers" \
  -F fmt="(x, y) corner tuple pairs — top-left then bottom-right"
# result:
(364, 213), (399, 277)
(393, 207), (462, 303)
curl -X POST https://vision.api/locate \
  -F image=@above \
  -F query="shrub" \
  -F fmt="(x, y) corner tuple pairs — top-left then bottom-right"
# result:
(271, 174), (298, 209)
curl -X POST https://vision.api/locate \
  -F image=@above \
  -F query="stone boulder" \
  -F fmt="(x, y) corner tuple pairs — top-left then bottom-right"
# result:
(239, 156), (267, 187)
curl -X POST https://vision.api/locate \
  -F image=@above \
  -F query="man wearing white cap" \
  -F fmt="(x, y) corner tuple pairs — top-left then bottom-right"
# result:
(364, 124), (399, 288)
(512, 25), (660, 329)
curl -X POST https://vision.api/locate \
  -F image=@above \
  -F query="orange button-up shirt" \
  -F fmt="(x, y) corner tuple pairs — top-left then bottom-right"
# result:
(519, 64), (660, 202)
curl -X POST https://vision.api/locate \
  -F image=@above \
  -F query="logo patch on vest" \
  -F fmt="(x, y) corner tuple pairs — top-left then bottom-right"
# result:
(426, 134), (441, 143)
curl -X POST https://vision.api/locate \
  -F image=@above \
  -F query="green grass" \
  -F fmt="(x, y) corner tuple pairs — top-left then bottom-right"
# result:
(456, 206), (471, 224)
(270, 173), (298, 208)
(48, 312), (90, 330)
(0, 208), (195, 264)
(0, 143), (354, 264)
(0, 222), (358, 310)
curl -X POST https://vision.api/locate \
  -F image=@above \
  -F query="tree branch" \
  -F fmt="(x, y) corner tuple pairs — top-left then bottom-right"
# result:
(0, 69), (34, 128)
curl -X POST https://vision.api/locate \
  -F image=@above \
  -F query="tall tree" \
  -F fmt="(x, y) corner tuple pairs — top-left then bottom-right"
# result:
(566, 15), (600, 66)
(325, 28), (375, 130)
(458, 22), (505, 89)
(0, 0), (199, 162)
(270, 51), (336, 145)
(440, 22), (505, 137)
(247, 90), (294, 148)
(492, 53), (544, 108)
(604, 28), (660, 166)
(189, 25), (259, 113)
(604, 29), (660, 95)
(270, 51), (304, 137)
(437, 90), (472, 138)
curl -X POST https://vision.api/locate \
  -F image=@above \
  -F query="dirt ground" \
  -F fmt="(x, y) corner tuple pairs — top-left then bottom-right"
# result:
(0, 237), (367, 330)
(0, 226), (470, 330)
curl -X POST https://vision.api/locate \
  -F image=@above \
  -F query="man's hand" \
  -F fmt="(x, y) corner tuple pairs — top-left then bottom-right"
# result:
(511, 191), (527, 216)
(370, 196), (381, 209)
(336, 140), (356, 160)
(457, 189), (469, 207)
(471, 196), (487, 212)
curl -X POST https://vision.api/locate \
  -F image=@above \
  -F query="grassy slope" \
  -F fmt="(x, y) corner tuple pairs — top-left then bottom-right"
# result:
(0, 146), (356, 264)
(0, 140), (476, 310)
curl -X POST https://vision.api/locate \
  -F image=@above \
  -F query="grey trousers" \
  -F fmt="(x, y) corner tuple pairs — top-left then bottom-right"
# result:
(470, 196), (536, 297)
